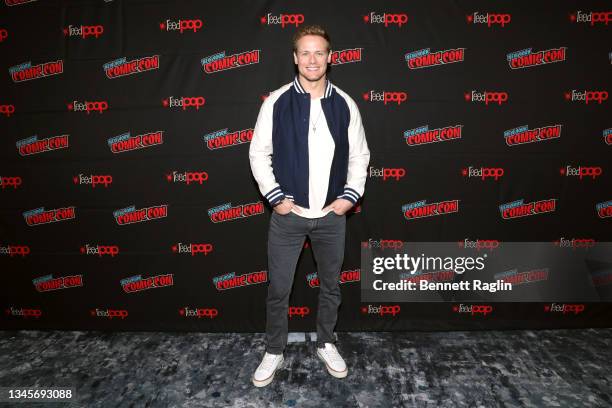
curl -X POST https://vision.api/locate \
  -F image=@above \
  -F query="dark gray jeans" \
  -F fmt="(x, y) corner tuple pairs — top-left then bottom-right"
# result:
(265, 210), (346, 354)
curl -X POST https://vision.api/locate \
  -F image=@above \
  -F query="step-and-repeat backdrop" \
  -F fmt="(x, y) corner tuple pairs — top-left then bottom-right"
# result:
(1, 0), (610, 332)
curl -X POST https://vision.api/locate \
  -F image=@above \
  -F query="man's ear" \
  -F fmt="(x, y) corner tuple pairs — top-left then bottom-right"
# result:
(327, 50), (332, 64)
(293, 51), (298, 65)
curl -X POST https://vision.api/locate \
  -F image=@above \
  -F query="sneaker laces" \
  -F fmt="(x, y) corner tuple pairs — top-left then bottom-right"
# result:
(321, 344), (344, 364)
(259, 353), (280, 371)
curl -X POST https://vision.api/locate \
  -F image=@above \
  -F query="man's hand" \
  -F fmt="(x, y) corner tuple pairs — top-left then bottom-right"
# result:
(323, 198), (354, 215)
(273, 198), (303, 215)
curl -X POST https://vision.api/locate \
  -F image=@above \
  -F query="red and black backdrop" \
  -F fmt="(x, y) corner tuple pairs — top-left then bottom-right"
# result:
(1, 0), (610, 332)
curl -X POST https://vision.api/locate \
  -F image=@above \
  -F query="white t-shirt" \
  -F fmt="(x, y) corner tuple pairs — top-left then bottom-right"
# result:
(291, 96), (335, 218)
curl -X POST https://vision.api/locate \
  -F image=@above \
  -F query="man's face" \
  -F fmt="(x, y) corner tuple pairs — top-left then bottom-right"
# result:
(293, 34), (332, 83)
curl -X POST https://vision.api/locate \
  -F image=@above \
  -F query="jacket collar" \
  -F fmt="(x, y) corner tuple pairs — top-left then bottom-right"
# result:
(293, 75), (333, 98)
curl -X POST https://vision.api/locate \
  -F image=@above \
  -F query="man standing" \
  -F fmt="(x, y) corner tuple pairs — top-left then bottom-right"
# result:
(248, 25), (370, 387)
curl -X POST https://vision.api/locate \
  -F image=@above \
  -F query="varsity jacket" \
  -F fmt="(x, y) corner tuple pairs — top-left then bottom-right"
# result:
(249, 75), (370, 209)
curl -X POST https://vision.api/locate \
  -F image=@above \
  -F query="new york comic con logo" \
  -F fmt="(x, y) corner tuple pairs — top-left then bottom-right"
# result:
(330, 48), (362, 66)
(404, 124), (463, 146)
(0, 244), (30, 257)
(504, 124), (562, 146)
(23, 207), (76, 226)
(260, 13), (304, 27)
(564, 89), (608, 104)
(404, 48), (465, 69)
(399, 269), (454, 285)
(160, 18), (203, 33)
(506, 47), (567, 69)
(16, 134), (69, 156)
(207, 201), (264, 223)
(120, 274), (174, 293)
(33, 274), (83, 292)
(499, 198), (556, 219)
(363, 12), (408, 27)
(200, 50), (260, 74)
(162, 96), (205, 110)
(107, 131), (163, 153)
(9, 60), (64, 82)
(494, 267), (549, 286)
(203, 128), (253, 150)
(466, 11), (511, 27)
(180, 307), (218, 319)
(596, 200), (612, 218)
(306, 269), (360, 288)
(0, 176), (22, 189)
(569, 10), (612, 26)
(102, 55), (159, 79)
(1, 103), (15, 116)
(63, 24), (104, 39)
(212, 270), (268, 291)
(402, 199), (459, 220)
(6, 0), (38, 6)
(113, 204), (168, 225)
(68, 100), (108, 114)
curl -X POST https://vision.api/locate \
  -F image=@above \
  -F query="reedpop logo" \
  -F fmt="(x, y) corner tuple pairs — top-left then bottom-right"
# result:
(465, 90), (508, 105)
(180, 307), (218, 318)
(73, 174), (113, 188)
(80, 244), (119, 257)
(544, 303), (585, 315)
(369, 166), (406, 181)
(362, 90), (407, 105)
(560, 165), (602, 180)
(166, 171), (208, 185)
(162, 96), (205, 110)
(63, 25), (104, 39)
(453, 304), (493, 316)
(171, 242), (213, 256)
(67, 100), (108, 114)
(462, 166), (504, 180)
(0, 104), (15, 116)
(363, 12), (408, 27)
(260, 13), (304, 27)
(160, 18), (203, 33)
(564, 90), (608, 104)
(466, 12), (511, 27)
(0, 176), (22, 189)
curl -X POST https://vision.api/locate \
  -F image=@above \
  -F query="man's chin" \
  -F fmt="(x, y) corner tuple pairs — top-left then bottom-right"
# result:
(299, 71), (326, 82)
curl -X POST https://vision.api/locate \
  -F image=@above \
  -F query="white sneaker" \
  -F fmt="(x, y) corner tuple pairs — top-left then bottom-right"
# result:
(252, 352), (284, 387)
(316, 343), (348, 378)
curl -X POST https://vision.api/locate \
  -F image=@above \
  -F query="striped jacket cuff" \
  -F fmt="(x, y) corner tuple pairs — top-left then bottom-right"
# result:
(265, 186), (286, 206)
(337, 187), (360, 204)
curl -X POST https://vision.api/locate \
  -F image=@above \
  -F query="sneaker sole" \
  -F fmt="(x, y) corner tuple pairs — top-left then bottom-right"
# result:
(316, 349), (348, 379)
(251, 356), (284, 387)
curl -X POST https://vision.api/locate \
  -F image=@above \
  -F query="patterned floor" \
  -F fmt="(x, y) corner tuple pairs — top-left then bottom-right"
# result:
(0, 328), (610, 407)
